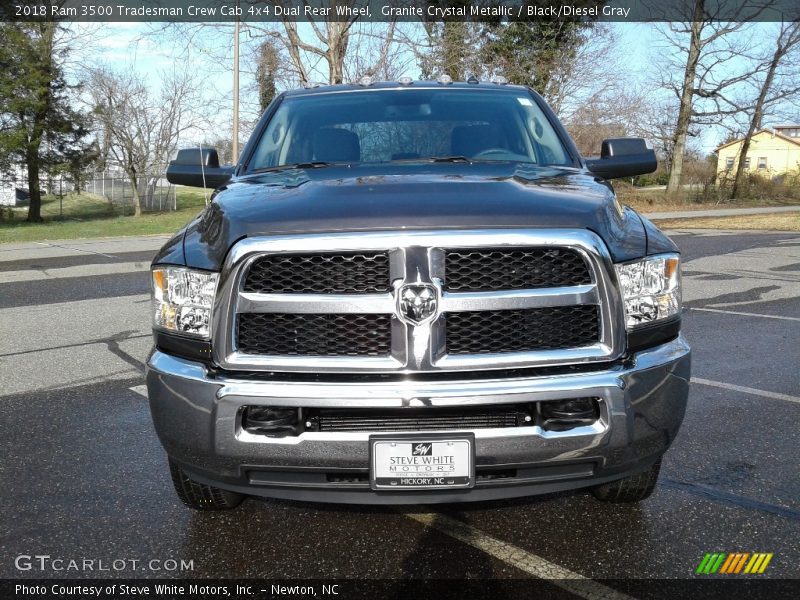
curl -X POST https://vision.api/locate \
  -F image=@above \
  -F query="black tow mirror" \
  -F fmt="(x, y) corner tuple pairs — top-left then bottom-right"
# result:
(166, 148), (234, 189)
(585, 138), (657, 180)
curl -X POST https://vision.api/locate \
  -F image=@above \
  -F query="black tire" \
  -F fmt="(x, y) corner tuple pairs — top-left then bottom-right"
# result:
(591, 458), (662, 503)
(168, 459), (244, 510)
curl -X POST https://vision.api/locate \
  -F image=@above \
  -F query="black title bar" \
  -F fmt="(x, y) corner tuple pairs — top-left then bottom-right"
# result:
(4, 578), (800, 600)
(1, 0), (799, 23)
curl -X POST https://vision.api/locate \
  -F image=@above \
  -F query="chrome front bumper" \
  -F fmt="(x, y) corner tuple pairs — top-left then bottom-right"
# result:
(146, 336), (691, 504)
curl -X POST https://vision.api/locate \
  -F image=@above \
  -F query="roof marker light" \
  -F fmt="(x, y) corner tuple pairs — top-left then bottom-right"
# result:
(398, 76), (413, 86)
(437, 74), (453, 85)
(467, 75), (479, 84)
(491, 75), (508, 85)
(358, 76), (374, 86)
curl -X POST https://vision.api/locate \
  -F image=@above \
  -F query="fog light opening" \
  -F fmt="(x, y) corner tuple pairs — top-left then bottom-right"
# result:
(539, 398), (600, 431)
(242, 407), (301, 437)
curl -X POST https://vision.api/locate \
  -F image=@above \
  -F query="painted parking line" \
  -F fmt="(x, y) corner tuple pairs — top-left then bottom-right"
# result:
(405, 513), (634, 600)
(33, 241), (118, 259)
(691, 377), (800, 405)
(690, 307), (800, 322)
(0, 261), (149, 283)
(129, 385), (148, 398)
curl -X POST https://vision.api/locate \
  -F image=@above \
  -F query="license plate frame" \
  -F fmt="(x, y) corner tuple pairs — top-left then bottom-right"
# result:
(369, 433), (476, 491)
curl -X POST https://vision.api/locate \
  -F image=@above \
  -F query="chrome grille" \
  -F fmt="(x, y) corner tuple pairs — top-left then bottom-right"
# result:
(445, 248), (590, 291)
(214, 230), (624, 373)
(446, 306), (599, 354)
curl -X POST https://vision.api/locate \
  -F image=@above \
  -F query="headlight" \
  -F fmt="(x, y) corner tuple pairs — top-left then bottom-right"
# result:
(152, 267), (218, 338)
(615, 253), (681, 329)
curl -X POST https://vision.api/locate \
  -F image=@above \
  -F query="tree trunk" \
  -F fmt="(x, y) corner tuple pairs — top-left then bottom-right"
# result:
(666, 1), (705, 198)
(731, 42), (783, 199)
(25, 147), (43, 222)
(127, 170), (142, 216)
(328, 22), (349, 84)
(24, 25), (55, 223)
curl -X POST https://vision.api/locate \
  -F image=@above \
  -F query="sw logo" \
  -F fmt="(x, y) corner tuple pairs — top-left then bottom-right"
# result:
(696, 552), (773, 574)
(412, 443), (432, 456)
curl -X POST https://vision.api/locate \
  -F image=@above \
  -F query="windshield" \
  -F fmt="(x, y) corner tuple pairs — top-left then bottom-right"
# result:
(246, 89), (572, 172)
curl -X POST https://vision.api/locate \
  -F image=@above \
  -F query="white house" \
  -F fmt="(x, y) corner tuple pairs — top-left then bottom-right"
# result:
(0, 165), (28, 207)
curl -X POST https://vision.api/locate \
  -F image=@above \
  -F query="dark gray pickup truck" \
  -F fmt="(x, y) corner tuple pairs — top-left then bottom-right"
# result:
(148, 80), (690, 509)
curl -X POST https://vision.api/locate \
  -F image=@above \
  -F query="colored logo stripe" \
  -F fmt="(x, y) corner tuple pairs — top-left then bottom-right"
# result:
(744, 553), (774, 574)
(697, 552), (773, 574)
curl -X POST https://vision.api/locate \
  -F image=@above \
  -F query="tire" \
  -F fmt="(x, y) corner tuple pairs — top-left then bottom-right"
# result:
(168, 459), (244, 510)
(591, 458), (662, 503)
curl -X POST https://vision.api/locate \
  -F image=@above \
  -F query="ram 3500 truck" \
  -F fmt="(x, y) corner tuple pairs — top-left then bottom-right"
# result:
(149, 80), (690, 510)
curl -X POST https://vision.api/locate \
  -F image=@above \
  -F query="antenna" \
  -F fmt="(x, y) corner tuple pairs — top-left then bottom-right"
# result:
(199, 143), (209, 205)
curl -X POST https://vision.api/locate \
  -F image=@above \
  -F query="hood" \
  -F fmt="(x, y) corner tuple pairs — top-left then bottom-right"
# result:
(177, 163), (647, 270)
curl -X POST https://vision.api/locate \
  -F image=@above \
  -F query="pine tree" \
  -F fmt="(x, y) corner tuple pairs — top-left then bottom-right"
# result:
(0, 23), (92, 222)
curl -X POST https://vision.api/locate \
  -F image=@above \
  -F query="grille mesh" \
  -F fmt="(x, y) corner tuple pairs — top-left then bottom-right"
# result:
(445, 247), (590, 291)
(237, 313), (392, 356)
(446, 306), (599, 354)
(243, 252), (390, 294)
(315, 407), (522, 432)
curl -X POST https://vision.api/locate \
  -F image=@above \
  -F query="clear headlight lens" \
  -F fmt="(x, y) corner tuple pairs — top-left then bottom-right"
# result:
(615, 253), (681, 329)
(152, 267), (218, 338)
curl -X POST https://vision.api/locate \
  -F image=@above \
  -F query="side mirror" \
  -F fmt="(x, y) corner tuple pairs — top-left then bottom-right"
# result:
(585, 138), (657, 180)
(166, 148), (234, 189)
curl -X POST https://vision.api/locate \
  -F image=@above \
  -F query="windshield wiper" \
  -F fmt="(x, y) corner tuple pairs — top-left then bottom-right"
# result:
(389, 156), (516, 165)
(251, 161), (334, 174)
(428, 155), (472, 163)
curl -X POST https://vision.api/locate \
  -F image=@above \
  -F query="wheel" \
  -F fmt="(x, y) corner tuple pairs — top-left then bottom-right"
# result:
(591, 458), (662, 503)
(168, 459), (244, 510)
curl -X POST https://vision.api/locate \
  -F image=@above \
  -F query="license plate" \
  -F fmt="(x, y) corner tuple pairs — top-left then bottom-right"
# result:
(369, 434), (475, 490)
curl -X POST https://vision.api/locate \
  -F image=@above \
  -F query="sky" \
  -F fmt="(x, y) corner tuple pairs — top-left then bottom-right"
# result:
(68, 20), (794, 158)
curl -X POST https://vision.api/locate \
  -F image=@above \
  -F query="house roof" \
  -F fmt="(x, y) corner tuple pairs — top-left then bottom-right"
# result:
(715, 129), (800, 152)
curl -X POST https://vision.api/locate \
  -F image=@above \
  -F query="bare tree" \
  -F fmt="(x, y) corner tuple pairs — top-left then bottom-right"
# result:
(260, 16), (399, 85)
(565, 88), (644, 156)
(143, 18), (404, 151)
(88, 67), (202, 216)
(658, 0), (760, 196)
(544, 25), (623, 120)
(730, 22), (800, 198)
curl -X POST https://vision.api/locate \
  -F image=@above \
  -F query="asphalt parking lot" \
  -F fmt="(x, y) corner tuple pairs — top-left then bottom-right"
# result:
(1, 230), (798, 589)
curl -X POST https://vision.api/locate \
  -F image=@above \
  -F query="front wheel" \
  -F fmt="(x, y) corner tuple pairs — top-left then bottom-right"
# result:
(591, 458), (662, 503)
(168, 459), (244, 510)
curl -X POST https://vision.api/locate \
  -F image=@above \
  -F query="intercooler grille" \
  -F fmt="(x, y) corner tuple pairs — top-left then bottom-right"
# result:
(243, 252), (390, 294)
(237, 313), (392, 356)
(446, 306), (600, 354)
(314, 407), (522, 432)
(444, 247), (591, 291)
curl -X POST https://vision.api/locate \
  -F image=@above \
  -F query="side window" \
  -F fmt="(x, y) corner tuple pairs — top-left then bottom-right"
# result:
(523, 112), (567, 165)
(250, 110), (290, 169)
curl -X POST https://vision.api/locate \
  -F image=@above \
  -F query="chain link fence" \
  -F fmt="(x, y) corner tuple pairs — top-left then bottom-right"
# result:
(87, 171), (177, 213)
(1, 170), (177, 215)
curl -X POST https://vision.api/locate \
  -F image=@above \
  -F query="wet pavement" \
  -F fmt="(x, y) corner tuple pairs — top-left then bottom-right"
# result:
(1, 231), (798, 586)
